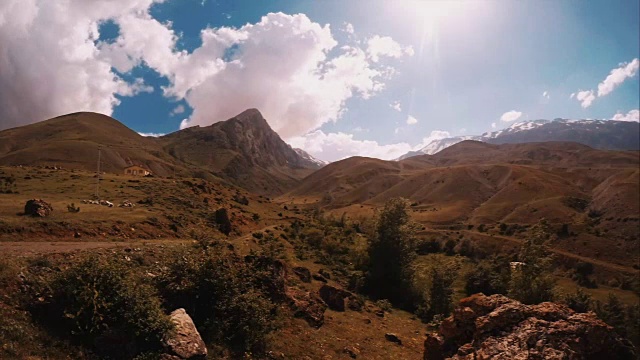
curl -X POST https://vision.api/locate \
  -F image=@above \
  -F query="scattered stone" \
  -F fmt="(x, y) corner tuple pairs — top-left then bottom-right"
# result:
(312, 273), (328, 283)
(385, 333), (402, 345)
(375, 310), (385, 318)
(423, 293), (637, 360)
(293, 266), (312, 283)
(163, 308), (207, 359)
(24, 199), (53, 217)
(347, 296), (364, 312)
(318, 268), (331, 279)
(343, 345), (360, 358)
(319, 284), (352, 312)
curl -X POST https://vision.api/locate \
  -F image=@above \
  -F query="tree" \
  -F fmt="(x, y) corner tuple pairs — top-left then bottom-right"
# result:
(508, 219), (556, 304)
(365, 198), (418, 308)
(422, 263), (458, 321)
(465, 256), (510, 296)
(215, 208), (232, 235)
(595, 293), (627, 337)
(562, 288), (593, 313)
(573, 261), (596, 288)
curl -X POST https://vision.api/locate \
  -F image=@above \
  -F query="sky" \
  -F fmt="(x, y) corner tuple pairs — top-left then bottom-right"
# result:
(0, 0), (638, 161)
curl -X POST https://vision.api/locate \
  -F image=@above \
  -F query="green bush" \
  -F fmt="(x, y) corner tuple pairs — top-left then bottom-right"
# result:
(31, 256), (172, 358)
(464, 256), (510, 296)
(156, 248), (276, 354)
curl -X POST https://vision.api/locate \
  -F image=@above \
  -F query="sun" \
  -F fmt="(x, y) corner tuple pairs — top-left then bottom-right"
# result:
(414, 0), (465, 22)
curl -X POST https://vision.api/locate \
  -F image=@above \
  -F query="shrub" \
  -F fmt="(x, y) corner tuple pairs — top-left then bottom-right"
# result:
(156, 248), (276, 354)
(561, 288), (592, 313)
(30, 256), (172, 358)
(464, 256), (510, 296)
(365, 198), (418, 309)
(214, 208), (232, 235)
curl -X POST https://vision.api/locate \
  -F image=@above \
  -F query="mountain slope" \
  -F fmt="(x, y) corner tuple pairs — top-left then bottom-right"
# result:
(283, 141), (640, 267)
(398, 119), (640, 159)
(0, 112), (180, 176)
(159, 109), (322, 194)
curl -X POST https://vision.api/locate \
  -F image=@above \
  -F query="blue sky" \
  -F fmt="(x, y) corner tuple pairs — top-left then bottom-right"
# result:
(0, 0), (638, 160)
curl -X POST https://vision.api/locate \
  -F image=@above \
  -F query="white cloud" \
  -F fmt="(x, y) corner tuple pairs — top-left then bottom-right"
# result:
(390, 101), (402, 112)
(138, 132), (165, 137)
(491, 122), (497, 129)
(571, 58), (639, 108)
(576, 90), (596, 108)
(406, 115), (418, 125)
(542, 90), (549, 99)
(597, 59), (639, 97)
(343, 22), (354, 34)
(0, 7), (412, 137)
(611, 109), (639, 122)
(288, 130), (412, 161)
(500, 110), (523, 122)
(366, 35), (414, 63)
(170, 104), (185, 116)
(0, 0), (159, 130)
(352, 126), (368, 132)
(413, 130), (451, 150)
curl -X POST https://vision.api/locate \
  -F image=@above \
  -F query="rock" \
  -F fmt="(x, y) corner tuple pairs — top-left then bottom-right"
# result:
(343, 345), (360, 358)
(375, 310), (385, 318)
(293, 266), (312, 283)
(286, 287), (327, 328)
(319, 284), (352, 312)
(385, 333), (402, 345)
(24, 199), (53, 217)
(163, 308), (207, 359)
(318, 268), (331, 279)
(347, 296), (364, 312)
(312, 273), (328, 283)
(423, 293), (636, 360)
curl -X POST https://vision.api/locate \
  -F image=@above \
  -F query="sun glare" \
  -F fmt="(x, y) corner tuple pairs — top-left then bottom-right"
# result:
(415, 0), (465, 22)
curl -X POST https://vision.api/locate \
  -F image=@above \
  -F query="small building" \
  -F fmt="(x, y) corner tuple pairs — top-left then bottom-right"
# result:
(124, 165), (151, 176)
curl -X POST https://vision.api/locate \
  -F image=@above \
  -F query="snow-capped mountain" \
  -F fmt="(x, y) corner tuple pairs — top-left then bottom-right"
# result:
(294, 148), (329, 167)
(397, 119), (639, 160)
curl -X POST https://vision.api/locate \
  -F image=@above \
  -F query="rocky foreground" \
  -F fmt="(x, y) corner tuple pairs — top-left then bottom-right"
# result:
(424, 294), (636, 360)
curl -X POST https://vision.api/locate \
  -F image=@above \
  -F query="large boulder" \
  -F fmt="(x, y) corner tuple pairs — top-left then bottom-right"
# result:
(163, 309), (207, 360)
(286, 287), (327, 328)
(424, 294), (636, 360)
(319, 284), (352, 312)
(292, 266), (311, 283)
(24, 199), (53, 217)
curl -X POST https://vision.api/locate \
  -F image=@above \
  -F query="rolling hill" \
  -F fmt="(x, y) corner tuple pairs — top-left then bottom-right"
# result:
(282, 141), (640, 267)
(0, 109), (324, 195)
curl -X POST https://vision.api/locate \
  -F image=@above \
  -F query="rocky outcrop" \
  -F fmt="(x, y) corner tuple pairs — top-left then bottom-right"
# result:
(292, 266), (311, 283)
(319, 284), (352, 312)
(163, 309), (207, 360)
(424, 294), (636, 360)
(285, 287), (327, 328)
(24, 199), (53, 217)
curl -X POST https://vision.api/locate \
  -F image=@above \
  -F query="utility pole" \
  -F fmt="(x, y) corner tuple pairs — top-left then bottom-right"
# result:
(95, 147), (101, 200)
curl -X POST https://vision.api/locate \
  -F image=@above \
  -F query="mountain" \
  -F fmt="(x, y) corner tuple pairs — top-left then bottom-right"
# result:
(0, 112), (181, 176)
(398, 119), (640, 160)
(159, 109), (322, 194)
(283, 141), (640, 268)
(294, 148), (329, 167)
(0, 109), (322, 195)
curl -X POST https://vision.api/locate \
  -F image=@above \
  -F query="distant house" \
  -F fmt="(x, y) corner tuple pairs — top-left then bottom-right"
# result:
(124, 165), (151, 176)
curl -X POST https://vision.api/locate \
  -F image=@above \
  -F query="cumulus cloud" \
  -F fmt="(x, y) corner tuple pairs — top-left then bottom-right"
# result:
(343, 22), (354, 34)
(597, 59), (639, 97)
(542, 91), (549, 99)
(287, 130), (412, 161)
(611, 109), (639, 122)
(390, 101), (402, 112)
(414, 130), (451, 149)
(406, 115), (418, 125)
(0, 0), (159, 130)
(571, 58), (639, 108)
(500, 110), (522, 122)
(170, 104), (185, 116)
(576, 90), (596, 108)
(491, 122), (497, 129)
(366, 35), (414, 63)
(0, 6), (412, 139)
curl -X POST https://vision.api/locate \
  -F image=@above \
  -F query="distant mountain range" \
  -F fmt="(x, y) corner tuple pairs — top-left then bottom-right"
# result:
(397, 119), (640, 160)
